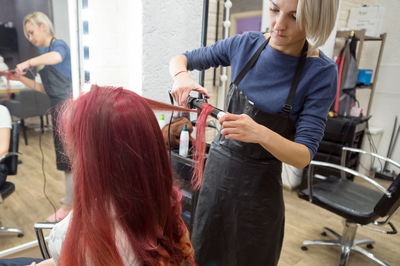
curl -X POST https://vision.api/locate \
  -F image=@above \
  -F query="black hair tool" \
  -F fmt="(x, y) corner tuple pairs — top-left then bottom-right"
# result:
(187, 96), (226, 120)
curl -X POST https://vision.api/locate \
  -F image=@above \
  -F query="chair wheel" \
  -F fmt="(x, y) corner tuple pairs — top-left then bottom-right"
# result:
(321, 232), (327, 236)
(366, 244), (374, 249)
(301, 246), (308, 251)
(17, 233), (24, 238)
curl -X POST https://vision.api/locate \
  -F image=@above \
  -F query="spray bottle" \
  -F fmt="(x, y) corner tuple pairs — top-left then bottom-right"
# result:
(179, 123), (189, 157)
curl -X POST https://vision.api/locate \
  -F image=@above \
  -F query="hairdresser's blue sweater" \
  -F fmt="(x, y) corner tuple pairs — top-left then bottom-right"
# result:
(184, 32), (337, 158)
(39, 39), (71, 80)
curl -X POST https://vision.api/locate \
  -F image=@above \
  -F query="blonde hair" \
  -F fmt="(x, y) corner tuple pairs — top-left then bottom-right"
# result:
(296, 0), (339, 48)
(23, 11), (55, 38)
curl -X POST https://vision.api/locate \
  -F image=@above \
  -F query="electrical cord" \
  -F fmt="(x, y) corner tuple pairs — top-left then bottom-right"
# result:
(27, 68), (57, 219)
(168, 90), (175, 161)
(39, 125), (57, 218)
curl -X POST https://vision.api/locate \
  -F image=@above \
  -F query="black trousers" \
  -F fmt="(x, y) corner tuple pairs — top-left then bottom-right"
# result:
(0, 258), (43, 266)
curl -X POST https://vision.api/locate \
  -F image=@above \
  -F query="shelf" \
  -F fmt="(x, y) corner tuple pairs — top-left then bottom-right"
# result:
(356, 84), (372, 89)
(336, 30), (385, 41)
(342, 84), (373, 91)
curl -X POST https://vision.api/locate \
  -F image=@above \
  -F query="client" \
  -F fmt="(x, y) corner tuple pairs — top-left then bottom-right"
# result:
(0, 85), (195, 266)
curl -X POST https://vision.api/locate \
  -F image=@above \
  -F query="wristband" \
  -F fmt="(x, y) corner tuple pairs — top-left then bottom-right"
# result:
(174, 70), (188, 77)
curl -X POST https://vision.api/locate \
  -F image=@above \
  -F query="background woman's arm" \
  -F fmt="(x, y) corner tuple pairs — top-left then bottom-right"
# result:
(18, 75), (45, 93)
(16, 52), (62, 74)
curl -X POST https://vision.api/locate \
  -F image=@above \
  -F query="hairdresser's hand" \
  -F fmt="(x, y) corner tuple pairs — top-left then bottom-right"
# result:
(15, 60), (31, 75)
(171, 72), (209, 106)
(7, 70), (21, 81)
(220, 113), (266, 144)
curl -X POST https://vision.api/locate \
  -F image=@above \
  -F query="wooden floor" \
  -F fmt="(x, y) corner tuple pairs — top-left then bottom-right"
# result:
(0, 120), (399, 265)
(0, 119), (64, 252)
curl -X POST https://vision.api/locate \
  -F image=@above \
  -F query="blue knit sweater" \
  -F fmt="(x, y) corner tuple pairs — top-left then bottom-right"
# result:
(184, 32), (337, 158)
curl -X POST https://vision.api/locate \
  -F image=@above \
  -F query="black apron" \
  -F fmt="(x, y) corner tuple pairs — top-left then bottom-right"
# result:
(39, 38), (72, 171)
(191, 38), (308, 266)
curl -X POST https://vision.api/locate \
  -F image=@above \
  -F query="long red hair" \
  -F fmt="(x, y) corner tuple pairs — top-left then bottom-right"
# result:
(58, 85), (194, 266)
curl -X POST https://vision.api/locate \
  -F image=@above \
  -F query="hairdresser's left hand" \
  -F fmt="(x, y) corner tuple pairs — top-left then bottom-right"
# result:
(220, 113), (266, 144)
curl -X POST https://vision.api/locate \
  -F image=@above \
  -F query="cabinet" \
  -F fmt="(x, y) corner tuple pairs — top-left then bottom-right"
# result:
(314, 116), (368, 178)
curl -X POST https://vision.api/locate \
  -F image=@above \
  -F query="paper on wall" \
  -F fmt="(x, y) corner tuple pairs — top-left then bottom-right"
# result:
(347, 5), (385, 37)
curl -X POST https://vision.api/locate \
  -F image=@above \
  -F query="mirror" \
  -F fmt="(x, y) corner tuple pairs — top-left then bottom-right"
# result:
(0, 0), (76, 252)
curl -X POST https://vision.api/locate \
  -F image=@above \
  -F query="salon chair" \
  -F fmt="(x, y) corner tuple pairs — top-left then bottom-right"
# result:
(34, 222), (55, 259)
(2, 89), (51, 145)
(0, 121), (24, 237)
(298, 147), (400, 266)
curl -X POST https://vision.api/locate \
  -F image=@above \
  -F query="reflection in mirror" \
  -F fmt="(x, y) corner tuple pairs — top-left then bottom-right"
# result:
(0, 0), (77, 254)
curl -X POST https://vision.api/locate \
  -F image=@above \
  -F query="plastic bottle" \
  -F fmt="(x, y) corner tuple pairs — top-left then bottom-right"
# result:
(179, 123), (189, 157)
(158, 114), (165, 129)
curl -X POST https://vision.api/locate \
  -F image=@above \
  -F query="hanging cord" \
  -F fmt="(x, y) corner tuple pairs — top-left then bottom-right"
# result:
(26, 68), (57, 218)
(167, 90), (175, 161)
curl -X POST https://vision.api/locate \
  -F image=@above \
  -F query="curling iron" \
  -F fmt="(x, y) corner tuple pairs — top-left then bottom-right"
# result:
(187, 96), (226, 120)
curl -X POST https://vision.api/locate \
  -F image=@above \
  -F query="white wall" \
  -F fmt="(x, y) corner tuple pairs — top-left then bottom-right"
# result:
(86, 0), (202, 103)
(141, 0), (202, 103)
(52, 0), (70, 46)
(86, 0), (142, 93)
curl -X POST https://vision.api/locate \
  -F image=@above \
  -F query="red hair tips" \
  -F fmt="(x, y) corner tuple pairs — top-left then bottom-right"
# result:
(58, 85), (194, 266)
(192, 103), (214, 189)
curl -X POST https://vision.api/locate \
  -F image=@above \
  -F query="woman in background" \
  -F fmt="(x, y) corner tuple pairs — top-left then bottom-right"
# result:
(13, 11), (73, 222)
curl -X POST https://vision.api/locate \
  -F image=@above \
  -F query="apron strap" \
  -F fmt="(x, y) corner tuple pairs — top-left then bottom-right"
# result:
(47, 37), (55, 52)
(281, 40), (309, 113)
(233, 38), (270, 86)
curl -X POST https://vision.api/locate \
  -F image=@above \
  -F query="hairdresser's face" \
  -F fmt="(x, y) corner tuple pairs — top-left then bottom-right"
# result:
(269, 0), (306, 48)
(25, 22), (48, 47)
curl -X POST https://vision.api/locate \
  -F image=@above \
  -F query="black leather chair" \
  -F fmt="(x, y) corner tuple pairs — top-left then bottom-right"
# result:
(299, 147), (400, 266)
(2, 90), (51, 145)
(0, 121), (24, 237)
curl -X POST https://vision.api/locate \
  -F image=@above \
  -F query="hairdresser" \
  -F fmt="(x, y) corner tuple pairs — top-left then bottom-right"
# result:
(169, 0), (339, 265)
(12, 12), (72, 222)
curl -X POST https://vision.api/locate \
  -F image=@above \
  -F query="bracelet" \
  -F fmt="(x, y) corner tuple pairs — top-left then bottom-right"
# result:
(174, 70), (188, 77)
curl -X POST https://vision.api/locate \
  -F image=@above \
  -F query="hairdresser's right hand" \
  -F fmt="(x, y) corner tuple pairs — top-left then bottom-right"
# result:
(7, 70), (21, 81)
(15, 60), (31, 75)
(171, 72), (209, 106)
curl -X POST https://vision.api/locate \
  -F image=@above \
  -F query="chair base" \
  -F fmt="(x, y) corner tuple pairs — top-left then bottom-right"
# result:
(301, 223), (389, 266)
(0, 226), (24, 238)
